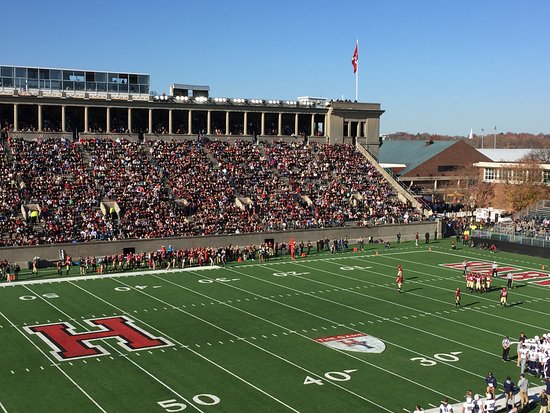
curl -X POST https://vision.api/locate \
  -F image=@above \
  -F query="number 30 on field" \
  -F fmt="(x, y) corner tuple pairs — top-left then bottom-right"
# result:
(410, 352), (462, 367)
(157, 394), (220, 411)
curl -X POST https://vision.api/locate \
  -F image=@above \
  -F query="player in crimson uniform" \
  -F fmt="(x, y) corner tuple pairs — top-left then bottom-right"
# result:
(455, 287), (461, 308)
(500, 287), (508, 308)
(396, 265), (403, 293)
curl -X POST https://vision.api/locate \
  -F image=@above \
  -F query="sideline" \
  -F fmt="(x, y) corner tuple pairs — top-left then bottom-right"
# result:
(0, 266), (221, 288)
(423, 384), (546, 413)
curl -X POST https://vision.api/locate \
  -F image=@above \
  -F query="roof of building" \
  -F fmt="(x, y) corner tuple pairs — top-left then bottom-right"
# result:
(477, 148), (532, 162)
(378, 140), (456, 175)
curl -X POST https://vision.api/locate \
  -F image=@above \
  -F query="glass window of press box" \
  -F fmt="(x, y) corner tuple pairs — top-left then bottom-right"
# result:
(0, 66), (149, 94)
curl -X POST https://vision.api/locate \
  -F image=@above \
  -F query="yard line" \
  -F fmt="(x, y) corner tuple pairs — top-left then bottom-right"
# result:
(22, 286), (205, 413)
(144, 273), (461, 403)
(294, 259), (548, 331)
(196, 267), (495, 377)
(109, 277), (397, 411)
(348, 254), (550, 318)
(230, 263), (509, 345)
(374, 249), (550, 305)
(0, 401), (8, 413)
(0, 311), (108, 413)
(0, 266), (221, 288)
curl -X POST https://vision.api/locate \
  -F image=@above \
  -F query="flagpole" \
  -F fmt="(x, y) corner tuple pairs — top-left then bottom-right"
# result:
(355, 38), (359, 101)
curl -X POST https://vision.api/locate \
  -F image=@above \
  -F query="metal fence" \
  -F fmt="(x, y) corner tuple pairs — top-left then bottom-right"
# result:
(472, 229), (550, 249)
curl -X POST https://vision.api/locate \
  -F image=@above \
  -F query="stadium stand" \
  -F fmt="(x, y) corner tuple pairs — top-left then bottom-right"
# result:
(0, 136), (424, 246)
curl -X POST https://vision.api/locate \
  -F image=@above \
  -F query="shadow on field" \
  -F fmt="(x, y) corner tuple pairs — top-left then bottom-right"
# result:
(508, 301), (523, 307)
(408, 276), (418, 280)
(405, 287), (422, 293)
(462, 301), (479, 307)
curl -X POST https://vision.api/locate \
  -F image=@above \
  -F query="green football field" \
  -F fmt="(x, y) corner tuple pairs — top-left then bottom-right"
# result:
(0, 239), (548, 413)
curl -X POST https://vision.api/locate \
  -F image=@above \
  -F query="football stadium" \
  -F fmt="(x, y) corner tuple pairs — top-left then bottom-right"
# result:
(0, 64), (549, 413)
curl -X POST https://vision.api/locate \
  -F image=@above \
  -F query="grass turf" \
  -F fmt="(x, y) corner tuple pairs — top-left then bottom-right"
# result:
(0, 238), (548, 412)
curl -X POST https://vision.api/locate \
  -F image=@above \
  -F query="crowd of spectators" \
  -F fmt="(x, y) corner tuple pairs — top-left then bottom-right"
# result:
(507, 214), (550, 238)
(0, 136), (424, 246)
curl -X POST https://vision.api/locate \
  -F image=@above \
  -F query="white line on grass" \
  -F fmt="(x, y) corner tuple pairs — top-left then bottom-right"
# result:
(0, 401), (8, 413)
(289, 259), (548, 331)
(0, 311), (108, 413)
(145, 272), (461, 404)
(374, 249), (550, 305)
(22, 285), (205, 413)
(65, 281), (299, 413)
(109, 276), (396, 411)
(347, 253), (550, 319)
(0, 266), (221, 288)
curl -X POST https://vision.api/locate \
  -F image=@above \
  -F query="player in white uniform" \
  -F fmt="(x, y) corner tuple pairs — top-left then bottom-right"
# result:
(483, 392), (496, 413)
(461, 396), (474, 413)
(439, 398), (454, 413)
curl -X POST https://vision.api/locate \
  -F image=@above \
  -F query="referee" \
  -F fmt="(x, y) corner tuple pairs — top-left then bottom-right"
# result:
(502, 336), (511, 361)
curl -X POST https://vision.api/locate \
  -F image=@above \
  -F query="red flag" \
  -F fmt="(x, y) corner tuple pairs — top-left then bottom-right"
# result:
(351, 40), (358, 73)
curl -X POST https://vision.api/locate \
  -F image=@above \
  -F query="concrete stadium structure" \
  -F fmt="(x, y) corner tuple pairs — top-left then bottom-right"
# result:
(0, 65), (384, 156)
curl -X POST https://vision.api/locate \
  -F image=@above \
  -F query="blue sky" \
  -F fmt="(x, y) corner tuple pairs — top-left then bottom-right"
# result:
(3, 0), (549, 136)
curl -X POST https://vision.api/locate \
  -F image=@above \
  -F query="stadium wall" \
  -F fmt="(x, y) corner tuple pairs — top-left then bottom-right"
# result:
(1, 222), (439, 266)
(472, 236), (549, 258)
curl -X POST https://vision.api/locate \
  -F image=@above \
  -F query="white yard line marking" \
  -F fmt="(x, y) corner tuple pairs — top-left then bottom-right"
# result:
(0, 266), (221, 288)
(66, 281), (301, 412)
(0, 401), (8, 413)
(0, 311), (107, 413)
(22, 285), (205, 413)
(109, 277), (396, 411)
(145, 273), (460, 404)
(347, 254), (550, 320)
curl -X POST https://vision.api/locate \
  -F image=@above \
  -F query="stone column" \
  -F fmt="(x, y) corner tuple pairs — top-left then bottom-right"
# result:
(347, 121), (351, 137)
(61, 105), (66, 133)
(243, 112), (248, 135)
(37, 104), (43, 132)
(168, 109), (173, 134)
(294, 113), (299, 136)
(356, 122), (361, 138)
(106, 107), (111, 133)
(311, 114), (315, 137)
(148, 109), (153, 134)
(324, 114), (328, 137)
(206, 110), (211, 135)
(260, 112), (265, 136)
(127, 108), (132, 133)
(225, 111), (230, 135)
(187, 110), (192, 135)
(84, 106), (89, 133)
(13, 104), (18, 132)
(277, 113), (282, 136)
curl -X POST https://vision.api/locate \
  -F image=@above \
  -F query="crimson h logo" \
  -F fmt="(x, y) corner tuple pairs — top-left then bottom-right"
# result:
(25, 316), (173, 361)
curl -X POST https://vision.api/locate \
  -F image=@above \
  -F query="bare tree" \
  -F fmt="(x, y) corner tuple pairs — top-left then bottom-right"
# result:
(522, 148), (550, 163)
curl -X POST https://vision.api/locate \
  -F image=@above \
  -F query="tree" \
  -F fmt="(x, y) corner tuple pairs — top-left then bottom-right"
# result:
(503, 160), (550, 212)
(522, 148), (550, 163)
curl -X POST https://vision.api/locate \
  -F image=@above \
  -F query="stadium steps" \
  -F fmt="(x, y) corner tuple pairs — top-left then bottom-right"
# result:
(355, 142), (427, 215)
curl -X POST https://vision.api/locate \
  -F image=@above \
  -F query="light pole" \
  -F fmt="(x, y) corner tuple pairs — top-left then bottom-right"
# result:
(493, 125), (497, 149)
(481, 128), (484, 149)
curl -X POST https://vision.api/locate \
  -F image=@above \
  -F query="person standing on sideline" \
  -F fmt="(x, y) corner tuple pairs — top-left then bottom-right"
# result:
(463, 259), (468, 276)
(415, 232), (419, 246)
(396, 265), (404, 293)
(455, 287), (461, 308)
(413, 405), (424, 413)
(396, 232), (401, 244)
(502, 336), (511, 361)
(517, 373), (529, 410)
(483, 392), (496, 413)
(439, 398), (454, 413)
(503, 376), (515, 411)
(425, 232), (430, 244)
(434, 228), (438, 240)
(500, 287), (508, 308)
(486, 372), (497, 395)
(507, 271), (514, 289)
